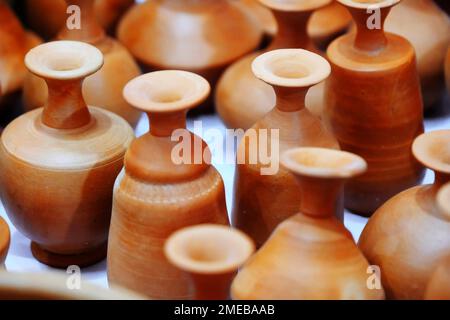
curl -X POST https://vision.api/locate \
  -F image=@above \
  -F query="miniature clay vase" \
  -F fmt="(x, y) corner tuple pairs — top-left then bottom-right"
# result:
(425, 256), (450, 300)
(324, 0), (425, 216)
(242, 0), (277, 37)
(232, 147), (385, 300)
(117, 0), (262, 88)
(94, 0), (135, 34)
(164, 224), (255, 300)
(0, 41), (134, 268)
(359, 130), (450, 300)
(446, 46), (450, 94)
(0, 217), (10, 268)
(385, 0), (450, 109)
(0, 271), (144, 299)
(23, 0), (142, 128)
(216, 0), (332, 130)
(232, 49), (339, 248)
(107, 70), (229, 300)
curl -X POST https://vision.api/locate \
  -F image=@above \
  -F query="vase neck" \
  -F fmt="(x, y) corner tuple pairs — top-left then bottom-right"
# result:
(147, 111), (187, 137)
(269, 10), (312, 50)
(273, 86), (308, 112)
(59, 0), (105, 44)
(42, 78), (91, 129)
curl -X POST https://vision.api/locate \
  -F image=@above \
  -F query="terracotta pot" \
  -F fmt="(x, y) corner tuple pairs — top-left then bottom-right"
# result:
(0, 41), (134, 268)
(165, 224), (255, 300)
(0, 217), (9, 268)
(324, 0), (425, 216)
(107, 70), (229, 299)
(425, 256), (450, 300)
(359, 130), (450, 300)
(232, 49), (339, 248)
(26, 0), (134, 39)
(446, 46), (450, 94)
(23, 0), (142, 128)
(241, 0), (277, 37)
(232, 147), (385, 300)
(0, 271), (144, 299)
(216, 0), (332, 130)
(117, 0), (262, 89)
(385, 0), (450, 109)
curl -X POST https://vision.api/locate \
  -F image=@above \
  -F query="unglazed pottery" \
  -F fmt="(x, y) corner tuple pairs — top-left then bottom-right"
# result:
(0, 217), (9, 268)
(165, 224), (254, 300)
(118, 0), (262, 87)
(232, 147), (385, 300)
(23, 0), (142, 128)
(0, 271), (144, 299)
(0, 41), (134, 268)
(359, 130), (450, 300)
(232, 49), (339, 248)
(324, 0), (425, 216)
(385, 0), (450, 108)
(107, 70), (229, 300)
(425, 256), (450, 300)
(216, 0), (331, 130)
(446, 46), (450, 94)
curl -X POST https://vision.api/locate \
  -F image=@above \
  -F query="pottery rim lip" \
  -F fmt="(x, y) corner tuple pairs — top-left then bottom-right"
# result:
(437, 183), (450, 220)
(252, 49), (331, 88)
(25, 40), (104, 80)
(0, 217), (10, 264)
(258, 0), (332, 12)
(123, 70), (211, 114)
(164, 224), (255, 275)
(281, 147), (368, 179)
(337, 0), (401, 10)
(412, 130), (450, 175)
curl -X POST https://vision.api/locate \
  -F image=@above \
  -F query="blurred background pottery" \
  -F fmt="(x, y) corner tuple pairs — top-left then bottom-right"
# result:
(425, 256), (450, 300)
(0, 217), (9, 268)
(324, 0), (425, 216)
(0, 41), (134, 268)
(23, 0), (142, 128)
(165, 224), (254, 300)
(107, 70), (229, 299)
(359, 130), (450, 299)
(232, 147), (385, 300)
(216, 0), (332, 130)
(232, 49), (339, 248)
(445, 46), (450, 94)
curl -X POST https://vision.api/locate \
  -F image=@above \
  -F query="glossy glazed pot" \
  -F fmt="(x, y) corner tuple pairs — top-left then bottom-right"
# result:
(165, 224), (254, 300)
(0, 271), (143, 299)
(0, 41), (134, 268)
(23, 0), (142, 128)
(359, 130), (450, 300)
(232, 147), (385, 300)
(232, 49), (339, 248)
(117, 0), (262, 88)
(0, 217), (9, 268)
(324, 0), (425, 216)
(216, 0), (331, 130)
(385, 0), (450, 109)
(107, 70), (229, 300)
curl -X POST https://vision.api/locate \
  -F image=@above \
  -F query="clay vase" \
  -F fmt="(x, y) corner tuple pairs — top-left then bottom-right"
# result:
(385, 0), (450, 109)
(425, 256), (450, 300)
(107, 70), (229, 299)
(216, 0), (332, 130)
(232, 147), (385, 300)
(94, 0), (135, 35)
(117, 0), (262, 89)
(0, 271), (144, 299)
(359, 130), (450, 300)
(164, 224), (255, 300)
(0, 217), (9, 268)
(232, 49), (339, 248)
(0, 41), (134, 268)
(324, 0), (425, 216)
(446, 46), (450, 94)
(23, 0), (142, 128)
(241, 0), (277, 37)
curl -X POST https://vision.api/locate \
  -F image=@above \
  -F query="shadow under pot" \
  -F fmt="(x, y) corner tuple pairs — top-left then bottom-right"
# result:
(0, 41), (134, 268)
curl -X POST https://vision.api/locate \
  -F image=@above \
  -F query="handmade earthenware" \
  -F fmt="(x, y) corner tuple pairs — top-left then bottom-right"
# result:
(117, 0), (262, 88)
(324, 0), (425, 216)
(425, 256), (450, 300)
(445, 46), (450, 94)
(0, 41), (134, 268)
(232, 147), (385, 300)
(359, 130), (450, 300)
(165, 224), (254, 300)
(232, 49), (339, 248)
(23, 0), (142, 128)
(107, 70), (229, 299)
(216, 0), (331, 130)
(0, 217), (9, 268)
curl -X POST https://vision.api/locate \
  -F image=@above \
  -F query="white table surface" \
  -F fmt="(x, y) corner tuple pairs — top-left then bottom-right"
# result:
(2, 98), (449, 288)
